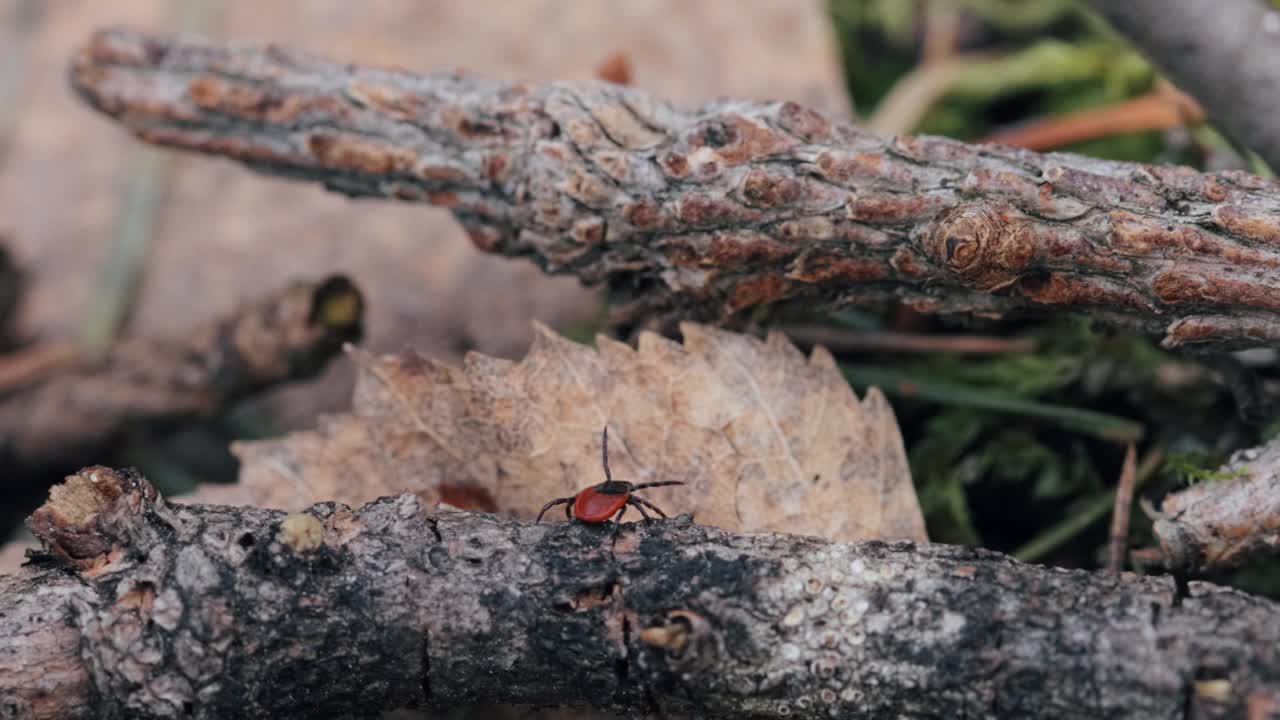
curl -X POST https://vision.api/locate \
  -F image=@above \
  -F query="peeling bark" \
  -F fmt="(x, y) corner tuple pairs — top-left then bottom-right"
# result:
(3, 467), (1280, 718)
(1154, 436), (1280, 574)
(68, 28), (1280, 350)
(0, 275), (362, 470)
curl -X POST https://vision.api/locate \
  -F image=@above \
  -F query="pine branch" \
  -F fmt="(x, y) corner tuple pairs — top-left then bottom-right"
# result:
(3, 466), (1280, 718)
(68, 28), (1280, 350)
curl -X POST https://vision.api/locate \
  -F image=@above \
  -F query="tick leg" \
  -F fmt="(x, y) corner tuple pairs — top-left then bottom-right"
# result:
(630, 495), (668, 520)
(601, 426), (613, 484)
(565, 501), (573, 520)
(630, 480), (685, 491)
(611, 504), (628, 545)
(536, 497), (572, 523)
(629, 497), (654, 524)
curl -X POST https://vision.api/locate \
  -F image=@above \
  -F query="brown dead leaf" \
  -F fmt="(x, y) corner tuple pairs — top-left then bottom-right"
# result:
(207, 323), (926, 543)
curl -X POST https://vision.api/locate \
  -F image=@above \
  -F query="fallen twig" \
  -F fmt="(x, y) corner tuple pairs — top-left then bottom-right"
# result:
(1108, 443), (1138, 573)
(3, 465), (1279, 718)
(69, 28), (1280, 350)
(0, 275), (363, 469)
(1152, 436), (1280, 573)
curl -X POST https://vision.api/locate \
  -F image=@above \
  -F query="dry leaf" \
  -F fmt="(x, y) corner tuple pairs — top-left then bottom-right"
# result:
(209, 323), (926, 543)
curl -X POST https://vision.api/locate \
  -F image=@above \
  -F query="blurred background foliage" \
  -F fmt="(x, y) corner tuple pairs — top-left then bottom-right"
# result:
(823, 0), (1280, 592)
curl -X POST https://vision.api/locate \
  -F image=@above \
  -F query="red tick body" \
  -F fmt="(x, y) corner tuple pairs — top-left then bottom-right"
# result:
(536, 427), (683, 535)
(572, 485), (630, 522)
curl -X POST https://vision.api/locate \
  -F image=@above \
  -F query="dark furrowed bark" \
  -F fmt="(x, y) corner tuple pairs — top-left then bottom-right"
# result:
(3, 467), (1280, 718)
(69, 28), (1280, 350)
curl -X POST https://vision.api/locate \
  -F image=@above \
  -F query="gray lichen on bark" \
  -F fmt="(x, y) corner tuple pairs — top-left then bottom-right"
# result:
(4, 466), (1280, 718)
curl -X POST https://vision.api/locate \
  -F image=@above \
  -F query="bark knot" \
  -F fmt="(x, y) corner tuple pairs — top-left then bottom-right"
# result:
(922, 202), (1035, 291)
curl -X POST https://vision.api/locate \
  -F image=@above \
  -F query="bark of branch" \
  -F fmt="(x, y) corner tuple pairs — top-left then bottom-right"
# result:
(70, 28), (1280, 350)
(1153, 435), (1280, 573)
(0, 275), (362, 470)
(4, 467), (1280, 718)
(1082, 0), (1280, 172)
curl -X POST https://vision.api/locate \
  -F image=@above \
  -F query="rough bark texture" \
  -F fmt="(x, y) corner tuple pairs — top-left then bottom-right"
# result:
(0, 274), (362, 469)
(70, 28), (1280, 350)
(1083, 0), (1280, 172)
(4, 467), (1280, 718)
(1154, 436), (1280, 574)
(0, 569), (95, 719)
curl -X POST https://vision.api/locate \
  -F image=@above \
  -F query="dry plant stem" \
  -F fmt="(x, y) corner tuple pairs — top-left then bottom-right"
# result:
(5, 467), (1280, 719)
(920, 1), (961, 66)
(864, 1), (967, 136)
(1108, 443), (1138, 573)
(980, 88), (1205, 152)
(865, 55), (990, 137)
(1154, 436), (1280, 573)
(71, 29), (1280, 352)
(79, 147), (173, 357)
(0, 275), (362, 469)
(1082, 0), (1280, 171)
(78, 0), (218, 357)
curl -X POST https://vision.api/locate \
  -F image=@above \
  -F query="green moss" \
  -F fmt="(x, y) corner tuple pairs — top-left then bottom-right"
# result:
(1162, 453), (1247, 487)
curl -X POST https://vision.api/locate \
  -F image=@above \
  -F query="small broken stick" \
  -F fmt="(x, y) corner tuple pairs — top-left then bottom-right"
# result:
(0, 274), (363, 470)
(1150, 435), (1280, 573)
(1107, 443), (1138, 574)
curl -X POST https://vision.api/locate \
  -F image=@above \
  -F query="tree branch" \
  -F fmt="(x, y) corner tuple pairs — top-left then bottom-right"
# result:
(68, 28), (1280, 350)
(1082, 0), (1280, 172)
(0, 275), (362, 470)
(4, 466), (1280, 718)
(1153, 435), (1280, 573)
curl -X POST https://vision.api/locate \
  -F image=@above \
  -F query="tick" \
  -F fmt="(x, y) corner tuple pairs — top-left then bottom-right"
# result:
(536, 427), (683, 538)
